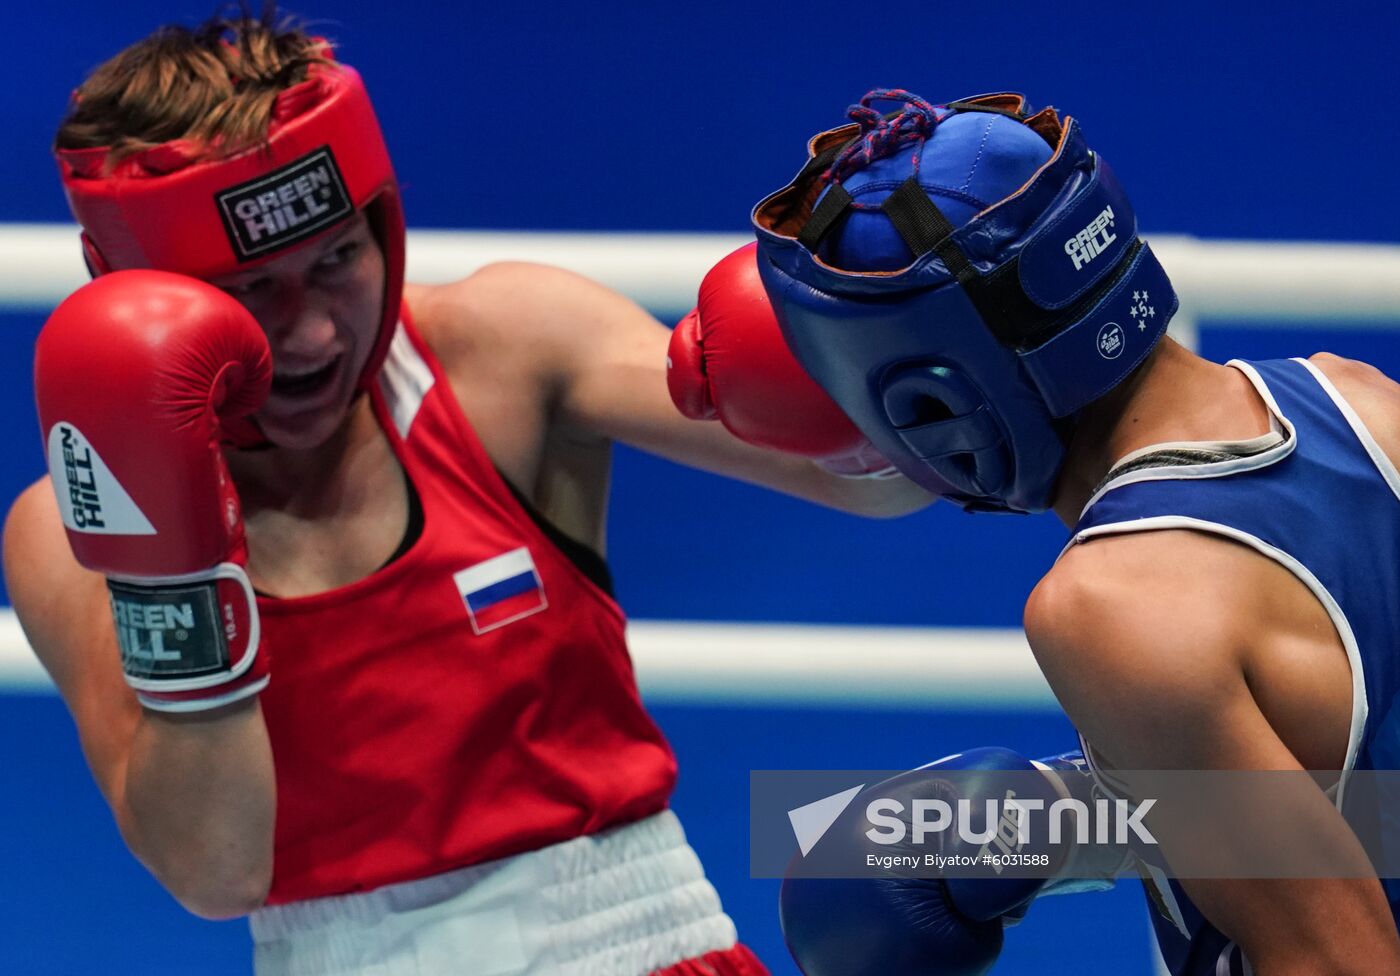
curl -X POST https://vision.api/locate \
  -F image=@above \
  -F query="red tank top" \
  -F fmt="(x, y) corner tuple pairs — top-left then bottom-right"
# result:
(256, 314), (677, 904)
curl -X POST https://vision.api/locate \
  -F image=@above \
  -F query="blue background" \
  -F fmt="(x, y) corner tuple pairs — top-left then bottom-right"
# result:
(2, 1), (1399, 973)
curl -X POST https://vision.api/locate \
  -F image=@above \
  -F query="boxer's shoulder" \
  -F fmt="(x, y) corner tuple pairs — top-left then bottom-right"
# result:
(402, 267), (572, 425)
(2, 477), (96, 623)
(1305, 350), (1396, 387)
(405, 263), (628, 373)
(1031, 529), (1257, 641)
(1029, 521), (1356, 768)
(1027, 536), (1271, 772)
(406, 267), (554, 375)
(1305, 352), (1400, 468)
(1028, 533), (1256, 687)
(398, 266), (625, 500)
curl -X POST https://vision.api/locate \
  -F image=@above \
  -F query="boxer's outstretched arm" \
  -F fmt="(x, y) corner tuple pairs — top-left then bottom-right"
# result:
(431, 260), (934, 518)
(1026, 529), (1400, 976)
(3, 482), (275, 919)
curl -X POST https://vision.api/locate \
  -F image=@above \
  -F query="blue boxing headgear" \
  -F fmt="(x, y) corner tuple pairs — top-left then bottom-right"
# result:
(753, 90), (1177, 513)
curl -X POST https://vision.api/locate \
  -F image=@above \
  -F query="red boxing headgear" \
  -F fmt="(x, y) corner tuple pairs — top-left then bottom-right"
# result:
(57, 59), (404, 391)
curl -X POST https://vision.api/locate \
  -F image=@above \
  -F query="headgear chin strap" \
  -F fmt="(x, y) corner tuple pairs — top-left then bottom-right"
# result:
(58, 57), (404, 396)
(753, 90), (1177, 514)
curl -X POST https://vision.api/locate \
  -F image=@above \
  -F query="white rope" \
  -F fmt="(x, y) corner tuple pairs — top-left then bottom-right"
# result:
(0, 608), (1055, 707)
(3, 224), (1399, 322)
(0, 610), (48, 691)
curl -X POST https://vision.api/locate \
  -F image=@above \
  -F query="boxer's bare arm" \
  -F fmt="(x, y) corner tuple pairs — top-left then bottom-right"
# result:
(1025, 529), (1399, 976)
(419, 262), (933, 518)
(2, 480), (274, 919)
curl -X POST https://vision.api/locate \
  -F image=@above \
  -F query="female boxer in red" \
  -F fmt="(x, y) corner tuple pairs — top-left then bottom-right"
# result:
(1, 10), (930, 975)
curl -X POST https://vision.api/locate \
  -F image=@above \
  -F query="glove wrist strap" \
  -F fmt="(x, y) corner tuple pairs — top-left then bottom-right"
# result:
(107, 563), (264, 704)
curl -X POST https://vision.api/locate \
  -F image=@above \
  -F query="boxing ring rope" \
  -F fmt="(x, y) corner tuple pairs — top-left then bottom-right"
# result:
(3, 224), (1400, 320)
(2, 225), (1399, 707)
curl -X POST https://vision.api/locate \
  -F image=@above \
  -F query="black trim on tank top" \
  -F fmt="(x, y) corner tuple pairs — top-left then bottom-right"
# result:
(253, 469), (423, 599)
(377, 467), (424, 569)
(377, 468), (613, 596)
(498, 471), (616, 598)
(255, 468), (613, 599)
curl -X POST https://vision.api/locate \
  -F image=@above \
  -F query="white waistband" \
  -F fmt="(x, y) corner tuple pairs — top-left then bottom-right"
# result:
(249, 810), (737, 976)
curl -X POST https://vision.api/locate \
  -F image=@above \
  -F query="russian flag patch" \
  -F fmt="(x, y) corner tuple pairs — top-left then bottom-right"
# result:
(453, 547), (548, 635)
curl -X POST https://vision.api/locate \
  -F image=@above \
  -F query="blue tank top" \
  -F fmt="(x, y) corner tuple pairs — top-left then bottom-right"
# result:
(1066, 357), (1400, 975)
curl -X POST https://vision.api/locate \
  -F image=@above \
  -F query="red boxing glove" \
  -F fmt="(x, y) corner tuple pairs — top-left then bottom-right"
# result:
(35, 270), (273, 712)
(667, 243), (895, 478)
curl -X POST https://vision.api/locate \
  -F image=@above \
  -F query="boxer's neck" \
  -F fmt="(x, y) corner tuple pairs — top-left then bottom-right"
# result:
(1050, 338), (1276, 527)
(225, 394), (394, 515)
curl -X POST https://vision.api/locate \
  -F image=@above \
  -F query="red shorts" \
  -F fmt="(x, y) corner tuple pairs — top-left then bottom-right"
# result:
(654, 944), (770, 976)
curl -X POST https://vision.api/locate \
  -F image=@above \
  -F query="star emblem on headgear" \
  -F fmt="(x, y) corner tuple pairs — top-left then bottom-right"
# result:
(1130, 290), (1156, 331)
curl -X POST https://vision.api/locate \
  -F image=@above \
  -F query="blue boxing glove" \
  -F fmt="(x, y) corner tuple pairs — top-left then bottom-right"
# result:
(780, 746), (1123, 976)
